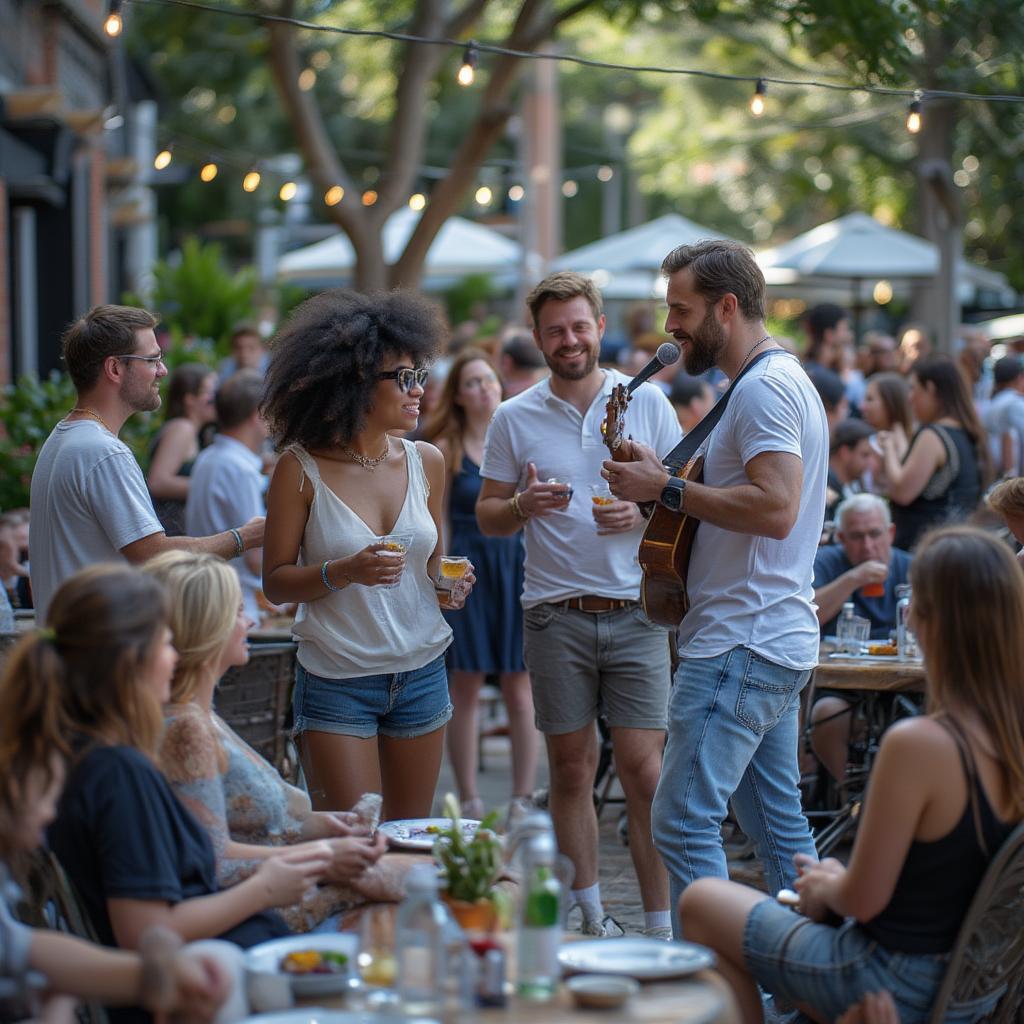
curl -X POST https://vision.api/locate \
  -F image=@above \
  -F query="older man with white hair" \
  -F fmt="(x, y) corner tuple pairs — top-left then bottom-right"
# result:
(810, 493), (912, 783)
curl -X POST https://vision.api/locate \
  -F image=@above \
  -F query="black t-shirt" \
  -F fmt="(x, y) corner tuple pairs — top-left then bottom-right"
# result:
(48, 744), (287, 1022)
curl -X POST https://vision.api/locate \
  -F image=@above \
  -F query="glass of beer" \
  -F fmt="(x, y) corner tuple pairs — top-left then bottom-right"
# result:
(589, 483), (615, 507)
(357, 905), (397, 988)
(860, 581), (885, 598)
(437, 555), (470, 592)
(376, 533), (412, 589)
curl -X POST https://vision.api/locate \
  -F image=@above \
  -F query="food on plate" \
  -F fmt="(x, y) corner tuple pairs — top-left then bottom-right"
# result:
(867, 643), (898, 656)
(351, 792), (383, 834)
(280, 949), (349, 975)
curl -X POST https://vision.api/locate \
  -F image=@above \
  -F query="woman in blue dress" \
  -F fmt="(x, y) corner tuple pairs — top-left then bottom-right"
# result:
(422, 348), (538, 822)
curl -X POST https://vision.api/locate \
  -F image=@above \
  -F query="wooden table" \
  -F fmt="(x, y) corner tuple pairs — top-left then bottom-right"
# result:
(813, 654), (926, 694)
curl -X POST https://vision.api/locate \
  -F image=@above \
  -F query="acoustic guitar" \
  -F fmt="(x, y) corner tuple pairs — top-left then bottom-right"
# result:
(601, 385), (701, 627)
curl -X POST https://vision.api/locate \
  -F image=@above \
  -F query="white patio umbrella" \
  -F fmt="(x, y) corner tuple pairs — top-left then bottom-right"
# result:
(277, 207), (522, 284)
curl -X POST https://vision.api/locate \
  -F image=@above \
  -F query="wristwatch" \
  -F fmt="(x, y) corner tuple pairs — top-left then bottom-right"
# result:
(660, 476), (686, 512)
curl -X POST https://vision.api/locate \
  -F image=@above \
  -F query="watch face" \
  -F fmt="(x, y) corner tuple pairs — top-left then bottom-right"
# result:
(661, 480), (682, 511)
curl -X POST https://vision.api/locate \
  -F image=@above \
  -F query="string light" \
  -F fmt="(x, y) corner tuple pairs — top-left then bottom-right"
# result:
(561, 180), (578, 197)
(200, 162), (219, 181)
(153, 147), (173, 170)
(906, 95), (923, 134)
(457, 42), (478, 87)
(409, 193), (426, 211)
(597, 165), (614, 182)
(104, 0), (123, 37)
(325, 185), (344, 206)
(242, 169), (261, 192)
(298, 68), (317, 91)
(362, 189), (378, 205)
(279, 181), (297, 201)
(474, 185), (492, 205)
(508, 184), (525, 201)
(750, 78), (767, 117)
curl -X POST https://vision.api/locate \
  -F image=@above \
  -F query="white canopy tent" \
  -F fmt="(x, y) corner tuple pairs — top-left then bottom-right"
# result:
(277, 207), (525, 286)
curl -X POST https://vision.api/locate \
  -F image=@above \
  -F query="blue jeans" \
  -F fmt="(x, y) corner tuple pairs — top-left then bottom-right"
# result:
(652, 646), (817, 933)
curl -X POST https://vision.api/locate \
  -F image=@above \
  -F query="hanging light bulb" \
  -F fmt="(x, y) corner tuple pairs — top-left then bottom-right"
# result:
(153, 147), (173, 170)
(242, 169), (261, 192)
(750, 79), (767, 117)
(457, 42), (478, 86)
(474, 185), (492, 206)
(362, 190), (378, 206)
(104, 0), (123, 37)
(200, 162), (219, 182)
(906, 96), (923, 134)
(508, 184), (525, 202)
(409, 193), (426, 211)
(325, 185), (345, 206)
(279, 181), (298, 202)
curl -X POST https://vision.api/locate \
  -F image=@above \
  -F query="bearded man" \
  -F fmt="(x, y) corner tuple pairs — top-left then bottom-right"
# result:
(604, 241), (828, 933)
(29, 304), (263, 620)
(476, 272), (681, 938)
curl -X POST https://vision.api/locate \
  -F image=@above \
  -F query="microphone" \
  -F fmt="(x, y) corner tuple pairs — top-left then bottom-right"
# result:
(626, 341), (680, 394)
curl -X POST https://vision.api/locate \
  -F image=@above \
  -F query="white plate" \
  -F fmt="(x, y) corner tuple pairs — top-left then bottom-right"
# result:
(244, 1014), (438, 1024)
(245, 933), (358, 997)
(827, 652), (903, 663)
(558, 937), (715, 980)
(378, 817), (482, 850)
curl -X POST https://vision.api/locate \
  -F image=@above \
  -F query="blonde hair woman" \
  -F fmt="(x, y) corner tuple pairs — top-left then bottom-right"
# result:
(147, 551), (390, 932)
(679, 525), (1024, 1023)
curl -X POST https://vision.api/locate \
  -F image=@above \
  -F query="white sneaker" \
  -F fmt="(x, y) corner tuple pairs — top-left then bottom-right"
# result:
(581, 914), (625, 938)
(642, 925), (673, 940)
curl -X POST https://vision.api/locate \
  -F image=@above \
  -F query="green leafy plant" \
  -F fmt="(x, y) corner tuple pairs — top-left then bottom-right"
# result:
(433, 793), (504, 905)
(0, 372), (76, 510)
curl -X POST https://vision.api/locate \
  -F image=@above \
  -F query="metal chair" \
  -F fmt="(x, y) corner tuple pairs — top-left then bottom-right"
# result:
(927, 820), (1024, 1023)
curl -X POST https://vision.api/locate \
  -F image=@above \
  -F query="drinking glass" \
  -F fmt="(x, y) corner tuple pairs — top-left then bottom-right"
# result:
(436, 556), (470, 592)
(546, 477), (574, 503)
(847, 616), (871, 655)
(589, 483), (615, 508)
(358, 905), (398, 988)
(376, 532), (413, 590)
(860, 581), (885, 598)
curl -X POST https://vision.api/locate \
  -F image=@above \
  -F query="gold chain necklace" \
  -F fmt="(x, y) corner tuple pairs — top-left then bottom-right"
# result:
(67, 407), (116, 435)
(341, 435), (389, 470)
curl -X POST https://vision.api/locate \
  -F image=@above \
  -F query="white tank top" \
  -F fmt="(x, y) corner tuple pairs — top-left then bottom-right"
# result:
(287, 439), (452, 678)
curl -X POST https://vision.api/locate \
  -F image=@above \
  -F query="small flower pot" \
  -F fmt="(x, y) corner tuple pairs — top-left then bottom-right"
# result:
(442, 893), (499, 932)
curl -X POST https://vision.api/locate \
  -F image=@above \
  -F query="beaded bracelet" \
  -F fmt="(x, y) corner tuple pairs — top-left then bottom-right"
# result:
(229, 527), (244, 558)
(321, 559), (344, 592)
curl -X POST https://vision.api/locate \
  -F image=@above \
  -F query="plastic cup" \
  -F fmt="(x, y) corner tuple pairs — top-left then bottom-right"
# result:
(589, 483), (615, 507)
(546, 477), (574, 503)
(860, 582), (885, 598)
(436, 555), (470, 591)
(376, 533), (413, 589)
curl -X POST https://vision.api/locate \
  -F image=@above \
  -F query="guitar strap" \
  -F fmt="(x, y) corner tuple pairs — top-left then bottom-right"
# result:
(661, 348), (784, 473)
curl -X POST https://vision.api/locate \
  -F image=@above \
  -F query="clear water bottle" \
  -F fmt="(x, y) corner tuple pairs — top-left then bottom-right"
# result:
(837, 601), (856, 654)
(895, 584), (918, 659)
(395, 863), (450, 1015)
(516, 828), (563, 1001)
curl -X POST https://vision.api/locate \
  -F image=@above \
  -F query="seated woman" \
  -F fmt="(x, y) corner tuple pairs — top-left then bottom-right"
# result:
(146, 550), (392, 932)
(0, 629), (229, 1024)
(680, 524), (1024, 1023)
(44, 565), (332, 1023)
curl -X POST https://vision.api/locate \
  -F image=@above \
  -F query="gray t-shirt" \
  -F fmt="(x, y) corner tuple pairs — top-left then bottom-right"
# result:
(29, 420), (162, 621)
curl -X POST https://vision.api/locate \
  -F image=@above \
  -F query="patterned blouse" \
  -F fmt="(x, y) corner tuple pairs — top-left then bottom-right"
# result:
(159, 702), (358, 932)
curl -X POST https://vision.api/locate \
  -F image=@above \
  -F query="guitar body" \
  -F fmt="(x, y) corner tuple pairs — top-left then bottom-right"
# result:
(639, 457), (704, 627)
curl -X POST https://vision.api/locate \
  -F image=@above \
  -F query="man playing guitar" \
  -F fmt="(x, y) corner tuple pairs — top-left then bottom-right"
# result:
(604, 240), (828, 935)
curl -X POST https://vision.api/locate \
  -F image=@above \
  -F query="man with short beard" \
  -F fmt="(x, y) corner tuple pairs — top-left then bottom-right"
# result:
(29, 305), (264, 620)
(476, 272), (681, 939)
(605, 241), (827, 934)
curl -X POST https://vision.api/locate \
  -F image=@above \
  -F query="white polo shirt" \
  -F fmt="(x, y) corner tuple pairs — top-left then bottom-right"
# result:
(480, 369), (682, 609)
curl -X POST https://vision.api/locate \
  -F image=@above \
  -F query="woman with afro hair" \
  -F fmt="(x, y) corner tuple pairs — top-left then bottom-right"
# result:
(262, 290), (475, 820)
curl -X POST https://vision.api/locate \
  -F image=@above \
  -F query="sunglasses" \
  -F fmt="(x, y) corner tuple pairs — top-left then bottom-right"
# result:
(378, 367), (429, 392)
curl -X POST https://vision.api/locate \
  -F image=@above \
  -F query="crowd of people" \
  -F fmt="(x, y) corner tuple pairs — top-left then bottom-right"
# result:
(0, 238), (1022, 1023)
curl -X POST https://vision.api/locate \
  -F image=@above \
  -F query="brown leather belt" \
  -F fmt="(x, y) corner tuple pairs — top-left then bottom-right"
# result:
(554, 595), (637, 614)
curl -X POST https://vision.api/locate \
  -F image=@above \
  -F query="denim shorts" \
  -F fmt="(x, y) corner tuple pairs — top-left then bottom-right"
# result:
(742, 898), (998, 1023)
(292, 654), (452, 740)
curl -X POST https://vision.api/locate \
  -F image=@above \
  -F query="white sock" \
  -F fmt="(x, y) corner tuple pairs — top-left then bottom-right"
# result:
(570, 883), (603, 922)
(644, 910), (671, 931)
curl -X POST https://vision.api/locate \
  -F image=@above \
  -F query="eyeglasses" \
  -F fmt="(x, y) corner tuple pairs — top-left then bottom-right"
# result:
(118, 353), (166, 367)
(378, 367), (429, 392)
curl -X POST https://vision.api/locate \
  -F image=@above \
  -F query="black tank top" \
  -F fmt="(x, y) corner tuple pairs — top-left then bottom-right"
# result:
(862, 717), (1014, 954)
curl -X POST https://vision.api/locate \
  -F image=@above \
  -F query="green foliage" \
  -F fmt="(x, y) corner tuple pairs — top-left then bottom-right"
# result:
(136, 238), (256, 355)
(433, 793), (504, 904)
(0, 373), (76, 509)
(444, 274), (497, 328)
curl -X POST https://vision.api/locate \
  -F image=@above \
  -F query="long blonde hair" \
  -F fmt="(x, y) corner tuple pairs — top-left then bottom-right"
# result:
(911, 525), (1024, 819)
(420, 347), (499, 476)
(142, 551), (241, 704)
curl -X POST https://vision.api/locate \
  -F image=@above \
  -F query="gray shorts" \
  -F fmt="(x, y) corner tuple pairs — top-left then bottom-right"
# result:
(523, 602), (671, 734)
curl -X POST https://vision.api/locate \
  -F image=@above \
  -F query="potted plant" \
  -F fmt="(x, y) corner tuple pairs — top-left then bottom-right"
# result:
(433, 793), (506, 932)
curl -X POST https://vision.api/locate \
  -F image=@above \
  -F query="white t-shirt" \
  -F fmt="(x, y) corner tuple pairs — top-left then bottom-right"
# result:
(480, 370), (682, 608)
(678, 352), (828, 671)
(29, 420), (162, 621)
(186, 434), (266, 621)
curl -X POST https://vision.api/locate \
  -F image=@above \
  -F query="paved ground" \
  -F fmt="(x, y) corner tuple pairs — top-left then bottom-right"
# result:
(432, 716), (768, 934)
